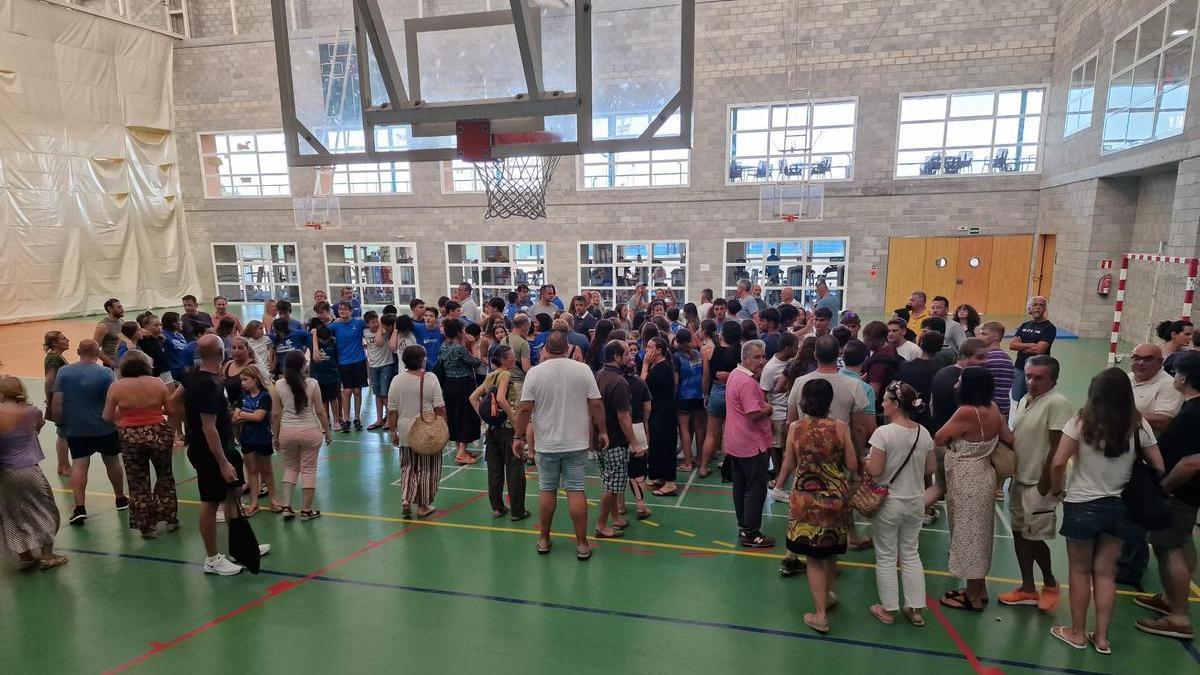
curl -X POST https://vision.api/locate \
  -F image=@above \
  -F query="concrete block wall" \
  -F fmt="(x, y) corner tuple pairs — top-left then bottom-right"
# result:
(168, 0), (1200, 336)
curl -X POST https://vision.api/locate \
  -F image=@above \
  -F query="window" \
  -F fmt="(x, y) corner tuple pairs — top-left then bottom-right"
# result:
(446, 243), (547, 303)
(579, 241), (687, 306)
(1103, 0), (1197, 153)
(332, 163), (412, 194)
(199, 131), (290, 198)
(723, 239), (847, 308)
(581, 113), (689, 188)
(896, 87), (1044, 177)
(443, 159), (485, 193)
(323, 243), (419, 308)
(1065, 54), (1098, 136)
(212, 243), (301, 303)
(727, 99), (856, 184)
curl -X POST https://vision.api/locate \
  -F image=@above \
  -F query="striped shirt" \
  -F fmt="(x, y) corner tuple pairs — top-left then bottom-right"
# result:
(985, 349), (1014, 416)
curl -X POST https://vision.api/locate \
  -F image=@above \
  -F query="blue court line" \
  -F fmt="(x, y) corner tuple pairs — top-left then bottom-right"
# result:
(62, 547), (1113, 675)
(1181, 639), (1200, 665)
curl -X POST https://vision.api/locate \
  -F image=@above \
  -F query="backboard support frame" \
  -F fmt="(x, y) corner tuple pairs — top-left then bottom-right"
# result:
(269, 0), (695, 167)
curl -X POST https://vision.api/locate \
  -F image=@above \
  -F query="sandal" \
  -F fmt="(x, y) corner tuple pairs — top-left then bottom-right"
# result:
(612, 519), (630, 530)
(1086, 631), (1112, 655)
(402, 501), (412, 517)
(651, 488), (678, 497)
(510, 510), (532, 522)
(869, 604), (895, 625)
(536, 539), (552, 555)
(1050, 626), (1086, 650)
(827, 591), (839, 611)
(281, 506), (296, 520)
(677, 464), (694, 472)
(268, 503), (284, 513)
(636, 508), (653, 520)
(803, 613), (829, 634)
(594, 528), (624, 539)
(902, 607), (926, 627)
(492, 508), (510, 519)
(243, 505), (260, 518)
(300, 509), (321, 521)
(698, 470), (710, 479)
(848, 538), (874, 551)
(940, 589), (984, 612)
(416, 507), (437, 518)
(576, 545), (593, 561)
(38, 555), (69, 570)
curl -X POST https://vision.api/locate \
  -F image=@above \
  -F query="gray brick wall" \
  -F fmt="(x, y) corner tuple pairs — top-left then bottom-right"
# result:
(168, 0), (1200, 337)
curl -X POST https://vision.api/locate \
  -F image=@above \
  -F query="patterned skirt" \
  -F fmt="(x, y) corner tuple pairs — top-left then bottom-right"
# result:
(0, 466), (60, 555)
(399, 446), (443, 507)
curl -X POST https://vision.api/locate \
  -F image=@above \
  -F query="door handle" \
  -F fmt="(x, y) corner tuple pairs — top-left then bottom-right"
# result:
(955, 279), (964, 285)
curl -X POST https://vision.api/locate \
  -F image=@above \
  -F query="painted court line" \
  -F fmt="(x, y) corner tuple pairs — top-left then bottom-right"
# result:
(97, 492), (488, 675)
(60, 546), (1110, 675)
(927, 594), (992, 675)
(676, 467), (698, 506)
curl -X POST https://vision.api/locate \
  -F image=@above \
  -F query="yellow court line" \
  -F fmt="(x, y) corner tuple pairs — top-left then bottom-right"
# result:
(641, 520), (659, 527)
(674, 529), (696, 538)
(1192, 581), (1200, 600)
(52, 488), (1200, 603)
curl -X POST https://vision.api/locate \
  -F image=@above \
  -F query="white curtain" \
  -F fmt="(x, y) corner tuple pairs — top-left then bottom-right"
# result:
(0, 0), (198, 323)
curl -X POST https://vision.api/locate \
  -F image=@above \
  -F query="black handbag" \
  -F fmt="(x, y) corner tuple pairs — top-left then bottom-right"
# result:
(227, 501), (262, 574)
(1121, 428), (1171, 531)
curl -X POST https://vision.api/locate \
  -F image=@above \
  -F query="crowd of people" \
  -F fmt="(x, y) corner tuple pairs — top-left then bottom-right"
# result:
(1, 280), (1198, 651)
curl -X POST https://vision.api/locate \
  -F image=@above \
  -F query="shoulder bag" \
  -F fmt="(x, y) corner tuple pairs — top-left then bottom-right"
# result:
(1122, 427), (1171, 531)
(408, 373), (449, 455)
(851, 426), (923, 518)
(991, 440), (1016, 481)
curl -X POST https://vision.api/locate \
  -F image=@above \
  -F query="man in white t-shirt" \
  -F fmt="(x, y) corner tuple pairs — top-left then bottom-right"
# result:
(786, 335), (874, 548)
(697, 288), (714, 321)
(887, 317), (922, 362)
(515, 333), (606, 560)
(761, 333), (798, 502)
(1000, 355), (1072, 612)
(455, 281), (481, 324)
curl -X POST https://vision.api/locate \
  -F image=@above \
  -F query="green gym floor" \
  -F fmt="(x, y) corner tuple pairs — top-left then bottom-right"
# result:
(1, 321), (1197, 674)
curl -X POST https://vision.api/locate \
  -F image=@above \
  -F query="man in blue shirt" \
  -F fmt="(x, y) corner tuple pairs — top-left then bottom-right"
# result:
(411, 306), (445, 371)
(328, 301), (368, 431)
(269, 300), (305, 338)
(813, 282), (841, 327)
(51, 340), (128, 525)
(339, 287), (363, 319)
(272, 317), (311, 375)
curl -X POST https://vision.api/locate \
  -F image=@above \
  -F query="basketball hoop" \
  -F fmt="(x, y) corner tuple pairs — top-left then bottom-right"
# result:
(457, 121), (560, 220)
(781, 214), (800, 222)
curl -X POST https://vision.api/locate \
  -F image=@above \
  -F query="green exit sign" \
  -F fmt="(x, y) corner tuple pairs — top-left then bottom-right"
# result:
(968, 226), (982, 236)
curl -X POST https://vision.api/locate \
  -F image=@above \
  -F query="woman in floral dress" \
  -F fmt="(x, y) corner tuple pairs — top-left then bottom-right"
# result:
(775, 379), (858, 634)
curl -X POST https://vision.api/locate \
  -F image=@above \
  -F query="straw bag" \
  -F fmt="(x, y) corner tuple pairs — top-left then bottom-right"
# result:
(408, 374), (448, 455)
(851, 426), (922, 518)
(991, 440), (1016, 481)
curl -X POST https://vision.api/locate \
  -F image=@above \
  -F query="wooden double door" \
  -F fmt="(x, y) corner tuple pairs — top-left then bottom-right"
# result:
(885, 235), (1055, 315)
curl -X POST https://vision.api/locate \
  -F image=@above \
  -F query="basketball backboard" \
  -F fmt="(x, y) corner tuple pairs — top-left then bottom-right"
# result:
(270, 0), (695, 165)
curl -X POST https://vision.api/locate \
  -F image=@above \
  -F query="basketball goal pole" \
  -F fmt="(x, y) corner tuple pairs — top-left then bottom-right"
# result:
(1109, 253), (1199, 365)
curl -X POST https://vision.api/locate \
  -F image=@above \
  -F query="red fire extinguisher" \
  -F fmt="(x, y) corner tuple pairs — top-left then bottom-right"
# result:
(1097, 273), (1112, 297)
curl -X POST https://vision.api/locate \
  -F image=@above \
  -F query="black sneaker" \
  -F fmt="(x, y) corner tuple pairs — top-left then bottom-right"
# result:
(69, 506), (87, 525)
(780, 556), (807, 577)
(738, 531), (776, 548)
(353, 419), (364, 432)
(339, 420), (351, 433)
(115, 496), (130, 511)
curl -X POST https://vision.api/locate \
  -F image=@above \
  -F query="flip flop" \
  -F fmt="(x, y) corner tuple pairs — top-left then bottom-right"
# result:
(536, 539), (552, 555)
(652, 488), (678, 497)
(940, 589), (984, 612)
(1086, 631), (1111, 655)
(1050, 626), (1087, 650)
(636, 509), (653, 520)
(593, 528), (624, 539)
(576, 545), (593, 561)
(803, 613), (830, 634)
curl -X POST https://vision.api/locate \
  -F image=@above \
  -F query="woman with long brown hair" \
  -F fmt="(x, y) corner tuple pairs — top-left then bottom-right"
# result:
(1047, 368), (1164, 654)
(0, 375), (68, 570)
(271, 351), (332, 521)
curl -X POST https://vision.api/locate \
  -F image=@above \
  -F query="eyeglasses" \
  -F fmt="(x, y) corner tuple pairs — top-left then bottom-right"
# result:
(1130, 354), (1159, 362)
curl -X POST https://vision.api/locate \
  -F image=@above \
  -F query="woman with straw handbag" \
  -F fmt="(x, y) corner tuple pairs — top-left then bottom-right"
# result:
(388, 344), (447, 518)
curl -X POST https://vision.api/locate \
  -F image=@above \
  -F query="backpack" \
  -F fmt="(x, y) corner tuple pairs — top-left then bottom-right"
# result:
(477, 372), (509, 428)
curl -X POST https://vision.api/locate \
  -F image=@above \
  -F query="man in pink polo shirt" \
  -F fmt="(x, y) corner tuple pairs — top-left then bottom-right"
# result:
(724, 338), (775, 548)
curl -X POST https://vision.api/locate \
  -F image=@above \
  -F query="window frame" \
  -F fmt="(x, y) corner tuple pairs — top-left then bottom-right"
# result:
(197, 130), (291, 199)
(1101, 0), (1198, 155)
(578, 113), (690, 190)
(725, 97), (859, 187)
(211, 242), (302, 304)
(721, 238), (849, 309)
(577, 240), (689, 306)
(893, 85), (1047, 179)
(330, 161), (414, 196)
(444, 242), (549, 304)
(1064, 51), (1100, 137)
(321, 242), (420, 310)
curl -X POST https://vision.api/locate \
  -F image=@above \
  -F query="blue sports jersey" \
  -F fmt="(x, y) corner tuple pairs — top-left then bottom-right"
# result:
(239, 389), (273, 447)
(273, 330), (311, 372)
(529, 332), (548, 365)
(310, 339), (340, 384)
(412, 323), (444, 370)
(328, 319), (366, 364)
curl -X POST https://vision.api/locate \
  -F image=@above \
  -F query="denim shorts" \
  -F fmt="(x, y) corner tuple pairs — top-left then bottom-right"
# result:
(536, 449), (588, 492)
(1060, 497), (1144, 542)
(707, 383), (727, 418)
(369, 363), (397, 397)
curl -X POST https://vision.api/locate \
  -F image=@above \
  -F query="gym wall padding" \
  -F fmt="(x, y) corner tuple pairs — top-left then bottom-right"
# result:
(0, 0), (198, 323)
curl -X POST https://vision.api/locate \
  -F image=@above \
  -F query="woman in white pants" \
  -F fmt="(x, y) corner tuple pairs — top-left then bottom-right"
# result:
(866, 381), (937, 626)
(271, 351), (332, 521)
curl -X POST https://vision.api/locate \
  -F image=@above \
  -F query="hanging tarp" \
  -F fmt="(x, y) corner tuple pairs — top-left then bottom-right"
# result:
(0, 0), (197, 323)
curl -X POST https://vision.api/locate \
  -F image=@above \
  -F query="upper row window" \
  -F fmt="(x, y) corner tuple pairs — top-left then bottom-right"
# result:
(1103, 0), (1196, 153)
(1065, 55), (1099, 137)
(727, 99), (857, 183)
(896, 88), (1043, 177)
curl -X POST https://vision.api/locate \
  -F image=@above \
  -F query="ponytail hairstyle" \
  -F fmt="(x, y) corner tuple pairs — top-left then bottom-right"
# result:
(1156, 319), (1192, 342)
(490, 344), (514, 369)
(283, 350), (308, 414)
(884, 381), (926, 418)
(43, 330), (64, 352)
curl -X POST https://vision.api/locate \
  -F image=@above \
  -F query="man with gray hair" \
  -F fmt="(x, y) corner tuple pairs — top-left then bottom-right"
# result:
(724, 339), (775, 547)
(455, 281), (481, 324)
(735, 279), (760, 320)
(1008, 296), (1055, 402)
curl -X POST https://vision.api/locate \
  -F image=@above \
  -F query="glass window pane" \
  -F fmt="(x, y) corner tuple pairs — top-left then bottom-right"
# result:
(1108, 69), (1135, 109)
(1114, 27), (1138, 73)
(733, 107), (769, 130)
(1132, 55), (1163, 108)
(811, 126), (854, 153)
(1162, 37), (1194, 90)
(900, 95), (946, 121)
(812, 101), (856, 126)
(256, 133), (286, 152)
(732, 131), (769, 157)
(898, 121), (944, 150)
(949, 92), (995, 117)
(1169, 0), (1198, 36)
(946, 118), (994, 147)
(1139, 9), (1167, 60)
(213, 244), (238, 263)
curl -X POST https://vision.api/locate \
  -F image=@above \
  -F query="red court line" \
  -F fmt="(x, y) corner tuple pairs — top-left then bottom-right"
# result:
(102, 491), (487, 675)
(926, 594), (996, 675)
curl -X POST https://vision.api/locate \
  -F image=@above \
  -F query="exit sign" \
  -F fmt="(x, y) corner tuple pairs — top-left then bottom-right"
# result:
(968, 226), (982, 236)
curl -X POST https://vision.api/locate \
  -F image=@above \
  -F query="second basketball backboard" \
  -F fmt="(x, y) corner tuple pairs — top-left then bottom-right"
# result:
(270, 0), (694, 165)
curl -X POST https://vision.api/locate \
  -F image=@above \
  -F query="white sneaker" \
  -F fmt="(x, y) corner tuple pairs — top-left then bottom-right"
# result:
(258, 544), (270, 557)
(215, 505), (226, 524)
(203, 553), (243, 576)
(769, 488), (790, 503)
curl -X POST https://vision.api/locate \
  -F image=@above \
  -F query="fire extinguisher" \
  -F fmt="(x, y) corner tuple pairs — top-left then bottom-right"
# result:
(1097, 273), (1112, 297)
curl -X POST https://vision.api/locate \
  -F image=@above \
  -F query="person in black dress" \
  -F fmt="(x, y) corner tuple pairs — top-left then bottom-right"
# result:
(642, 337), (679, 495)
